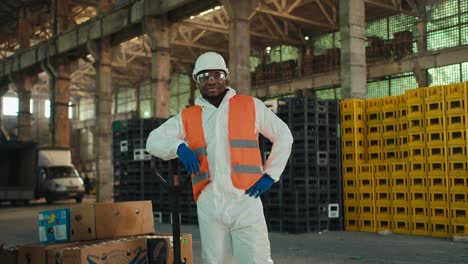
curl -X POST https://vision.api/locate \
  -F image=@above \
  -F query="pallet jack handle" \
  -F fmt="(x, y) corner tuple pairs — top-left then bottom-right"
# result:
(152, 164), (192, 264)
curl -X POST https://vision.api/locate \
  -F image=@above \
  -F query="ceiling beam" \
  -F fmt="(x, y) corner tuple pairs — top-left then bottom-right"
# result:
(255, 5), (337, 29)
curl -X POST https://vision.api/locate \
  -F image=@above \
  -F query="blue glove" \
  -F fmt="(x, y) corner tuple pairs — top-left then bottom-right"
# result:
(176, 144), (200, 174)
(245, 174), (275, 198)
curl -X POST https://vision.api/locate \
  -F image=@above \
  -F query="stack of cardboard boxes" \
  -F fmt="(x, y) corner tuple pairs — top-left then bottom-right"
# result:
(1, 200), (193, 264)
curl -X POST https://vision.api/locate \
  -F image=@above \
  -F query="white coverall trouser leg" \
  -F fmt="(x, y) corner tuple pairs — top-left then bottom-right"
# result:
(197, 187), (274, 264)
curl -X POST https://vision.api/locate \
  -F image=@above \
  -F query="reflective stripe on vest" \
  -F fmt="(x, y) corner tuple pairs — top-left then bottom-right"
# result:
(228, 95), (263, 190)
(181, 95), (263, 201)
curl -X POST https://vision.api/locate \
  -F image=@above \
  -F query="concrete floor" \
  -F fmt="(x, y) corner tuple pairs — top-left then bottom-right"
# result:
(1, 197), (467, 264)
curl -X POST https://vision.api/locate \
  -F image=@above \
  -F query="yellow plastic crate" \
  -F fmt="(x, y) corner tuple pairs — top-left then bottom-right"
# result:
(408, 132), (425, 148)
(366, 112), (381, 126)
(445, 82), (468, 99)
(424, 86), (445, 102)
(408, 118), (424, 132)
(391, 162), (408, 177)
(383, 150), (398, 162)
(377, 205), (392, 218)
(374, 163), (389, 178)
(425, 101), (445, 117)
(430, 206), (450, 222)
(343, 177), (358, 191)
(399, 134), (409, 148)
(367, 138), (382, 152)
(367, 152), (382, 163)
(410, 191), (428, 203)
(428, 177), (448, 193)
(410, 206), (429, 220)
(449, 176), (468, 192)
(360, 191), (375, 202)
(376, 218), (392, 232)
(447, 114), (467, 130)
(344, 201), (359, 218)
(447, 145), (467, 161)
(431, 221), (450, 238)
(359, 177), (374, 188)
(392, 178), (409, 193)
(341, 126), (366, 139)
(409, 148), (425, 162)
(405, 88), (425, 104)
(427, 161), (447, 177)
(343, 165), (358, 178)
(447, 130), (467, 145)
(383, 137), (398, 149)
(429, 191), (449, 207)
(392, 219), (411, 234)
(342, 151), (365, 165)
(451, 223), (467, 236)
(359, 218), (376, 233)
(341, 138), (365, 152)
(359, 203), (376, 218)
(426, 131), (445, 146)
(450, 192), (468, 208)
(392, 204), (410, 218)
(367, 124), (381, 138)
(448, 161), (468, 177)
(411, 220), (431, 236)
(407, 104), (424, 119)
(366, 98), (382, 113)
(382, 96), (399, 110)
(359, 164), (373, 178)
(446, 98), (467, 115)
(425, 116), (445, 131)
(408, 162), (426, 178)
(345, 217), (360, 231)
(341, 111), (366, 127)
(392, 191), (409, 203)
(382, 109), (398, 124)
(451, 207), (468, 224)
(344, 190), (359, 202)
(426, 146), (446, 162)
(399, 149), (409, 161)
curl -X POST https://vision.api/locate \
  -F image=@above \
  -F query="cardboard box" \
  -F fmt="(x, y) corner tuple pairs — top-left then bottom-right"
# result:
(70, 204), (96, 241)
(38, 208), (70, 243)
(17, 242), (79, 264)
(147, 234), (193, 264)
(0, 245), (17, 264)
(60, 237), (147, 264)
(95, 200), (154, 239)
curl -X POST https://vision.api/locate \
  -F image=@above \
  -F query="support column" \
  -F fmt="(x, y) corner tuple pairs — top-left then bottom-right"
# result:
(88, 38), (114, 202)
(14, 8), (34, 141)
(221, 0), (253, 95)
(415, 13), (429, 87)
(144, 16), (171, 118)
(54, 64), (71, 147)
(340, 0), (366, 99)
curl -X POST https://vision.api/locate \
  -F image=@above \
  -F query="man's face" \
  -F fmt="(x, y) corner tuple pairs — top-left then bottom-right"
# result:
(196, 70), (227, 99)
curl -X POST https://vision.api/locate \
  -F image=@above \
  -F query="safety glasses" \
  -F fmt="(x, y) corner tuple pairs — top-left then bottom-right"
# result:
(196, 71), (226, 83)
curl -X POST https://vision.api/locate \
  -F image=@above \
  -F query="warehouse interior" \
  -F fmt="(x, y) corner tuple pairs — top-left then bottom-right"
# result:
(1, 0), (468, 262)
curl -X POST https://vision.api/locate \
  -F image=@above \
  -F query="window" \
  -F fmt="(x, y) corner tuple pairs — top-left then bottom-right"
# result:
(2, 97), (18, 116)
(427, 0), (467, 51)
(117, 88), (136, 114)
(170, 73), (191, 116)
(79, 98), (95, 121)
(2, 97), (33, 116)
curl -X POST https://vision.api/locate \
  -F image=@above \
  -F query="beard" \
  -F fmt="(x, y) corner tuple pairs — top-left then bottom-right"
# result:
(202, 88), (228, 101)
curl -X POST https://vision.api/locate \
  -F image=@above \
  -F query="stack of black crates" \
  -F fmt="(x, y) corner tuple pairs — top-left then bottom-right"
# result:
(261, 97), (344, 233)
(112, 118), (198, 225)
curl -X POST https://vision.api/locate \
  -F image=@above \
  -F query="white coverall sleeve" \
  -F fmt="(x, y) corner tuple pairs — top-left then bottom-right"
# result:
(255, 98), (293, 181)
(146, 114), (186, 161)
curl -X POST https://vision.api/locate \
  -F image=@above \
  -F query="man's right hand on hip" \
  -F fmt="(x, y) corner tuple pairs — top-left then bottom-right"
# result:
(177, 143), (200, 174)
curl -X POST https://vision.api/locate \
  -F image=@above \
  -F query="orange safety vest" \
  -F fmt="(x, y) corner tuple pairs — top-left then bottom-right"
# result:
(181, 95), (264, 201)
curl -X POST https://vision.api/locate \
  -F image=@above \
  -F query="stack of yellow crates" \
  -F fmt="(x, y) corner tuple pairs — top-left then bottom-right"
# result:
(340, 82), (468, 238)
(340, 99), (366, 231)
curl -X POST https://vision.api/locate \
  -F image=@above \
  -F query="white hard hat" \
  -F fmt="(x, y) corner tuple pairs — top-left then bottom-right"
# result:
(192, 52), (229, 78)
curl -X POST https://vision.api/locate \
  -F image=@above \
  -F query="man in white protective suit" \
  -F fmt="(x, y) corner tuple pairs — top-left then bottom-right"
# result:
(146, 51), (293, 264)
